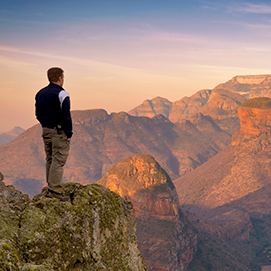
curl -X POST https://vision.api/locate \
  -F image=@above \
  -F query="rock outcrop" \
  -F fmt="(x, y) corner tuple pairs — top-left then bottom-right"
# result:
(98, 154), (197, 271)
(0, 172), (145, 271)
(238, 97), (271, 136)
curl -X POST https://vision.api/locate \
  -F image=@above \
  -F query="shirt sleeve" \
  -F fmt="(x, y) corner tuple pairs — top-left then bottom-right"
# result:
(35, 93), (41, 122)
(59, 90), (73, 138)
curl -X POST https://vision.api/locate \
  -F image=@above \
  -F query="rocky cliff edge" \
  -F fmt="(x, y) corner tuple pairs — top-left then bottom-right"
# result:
(0, 172), (145, 271)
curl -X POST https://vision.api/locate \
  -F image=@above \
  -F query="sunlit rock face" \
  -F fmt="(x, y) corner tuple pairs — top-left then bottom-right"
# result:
(0, 173), (145, 271)
(99, 154), (197, 271)
(238, 97), (271, 136)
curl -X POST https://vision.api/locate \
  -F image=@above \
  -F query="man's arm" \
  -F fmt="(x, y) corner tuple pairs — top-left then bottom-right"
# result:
(59, 91), (73, 139)
(35, 93), (41, 122)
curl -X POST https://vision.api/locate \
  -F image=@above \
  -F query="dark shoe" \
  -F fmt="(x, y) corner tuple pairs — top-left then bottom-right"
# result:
(45, 189), (71, 202)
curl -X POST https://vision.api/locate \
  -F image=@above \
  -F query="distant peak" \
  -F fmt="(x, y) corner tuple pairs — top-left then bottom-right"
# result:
(151, 96), (171, 103)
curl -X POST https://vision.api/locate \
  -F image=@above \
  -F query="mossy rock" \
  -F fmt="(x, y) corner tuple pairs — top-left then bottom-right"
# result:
(0, 179), (30, 270)
(19, 183), (145, 271)
(0, 241), (22, 270)
(240, 97), (271, 109)
(21, 262), (53, 271)
(0, 181), (145, 270)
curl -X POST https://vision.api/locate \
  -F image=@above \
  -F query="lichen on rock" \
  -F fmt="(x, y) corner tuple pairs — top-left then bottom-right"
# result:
(0, 173), (145, 271)
(0, 172), (30, 270)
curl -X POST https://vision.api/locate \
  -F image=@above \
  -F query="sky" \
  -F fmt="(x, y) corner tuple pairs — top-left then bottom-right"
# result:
(1, 0), (271, 132)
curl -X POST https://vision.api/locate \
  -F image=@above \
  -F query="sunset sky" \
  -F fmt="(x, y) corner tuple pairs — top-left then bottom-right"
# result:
(1, 0), (271, 132)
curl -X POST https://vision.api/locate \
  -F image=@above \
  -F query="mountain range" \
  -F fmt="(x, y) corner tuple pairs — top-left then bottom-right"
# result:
(129, 74), (271, 121)
(0, 108), (231, 197)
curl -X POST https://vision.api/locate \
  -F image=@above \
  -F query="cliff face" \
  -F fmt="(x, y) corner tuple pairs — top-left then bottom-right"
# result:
(98, 154), (197, 271)
(238, 97), (271, 136)
(0, 173), (145, 271)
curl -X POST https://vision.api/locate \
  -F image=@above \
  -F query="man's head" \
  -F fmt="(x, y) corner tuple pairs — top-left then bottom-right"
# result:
(47, 67), (64, 86)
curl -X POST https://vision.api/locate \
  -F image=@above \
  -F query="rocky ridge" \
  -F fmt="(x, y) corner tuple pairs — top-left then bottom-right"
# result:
(129, 89), (245, 136)
(128, 90), (212, 123)
(98, 154), (197, 271)
(214, 74), (271, 99)
(0, 172), (145, 271)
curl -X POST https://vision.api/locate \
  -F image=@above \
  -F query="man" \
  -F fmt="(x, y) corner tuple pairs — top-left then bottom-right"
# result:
(35, 67), (72, 202)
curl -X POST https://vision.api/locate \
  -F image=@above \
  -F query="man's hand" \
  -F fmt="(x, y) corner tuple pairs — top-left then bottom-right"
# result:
(67, 138), (71, 141)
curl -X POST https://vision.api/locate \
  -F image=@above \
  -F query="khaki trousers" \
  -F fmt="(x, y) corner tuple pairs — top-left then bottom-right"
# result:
(42, 127), (70, 193)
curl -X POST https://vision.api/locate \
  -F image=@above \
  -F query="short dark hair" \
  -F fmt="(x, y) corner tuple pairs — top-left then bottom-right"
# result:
(47, 67), (64, 83)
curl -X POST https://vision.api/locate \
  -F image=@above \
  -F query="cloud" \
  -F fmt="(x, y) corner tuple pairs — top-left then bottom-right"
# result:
(230, 3), (271, 14)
